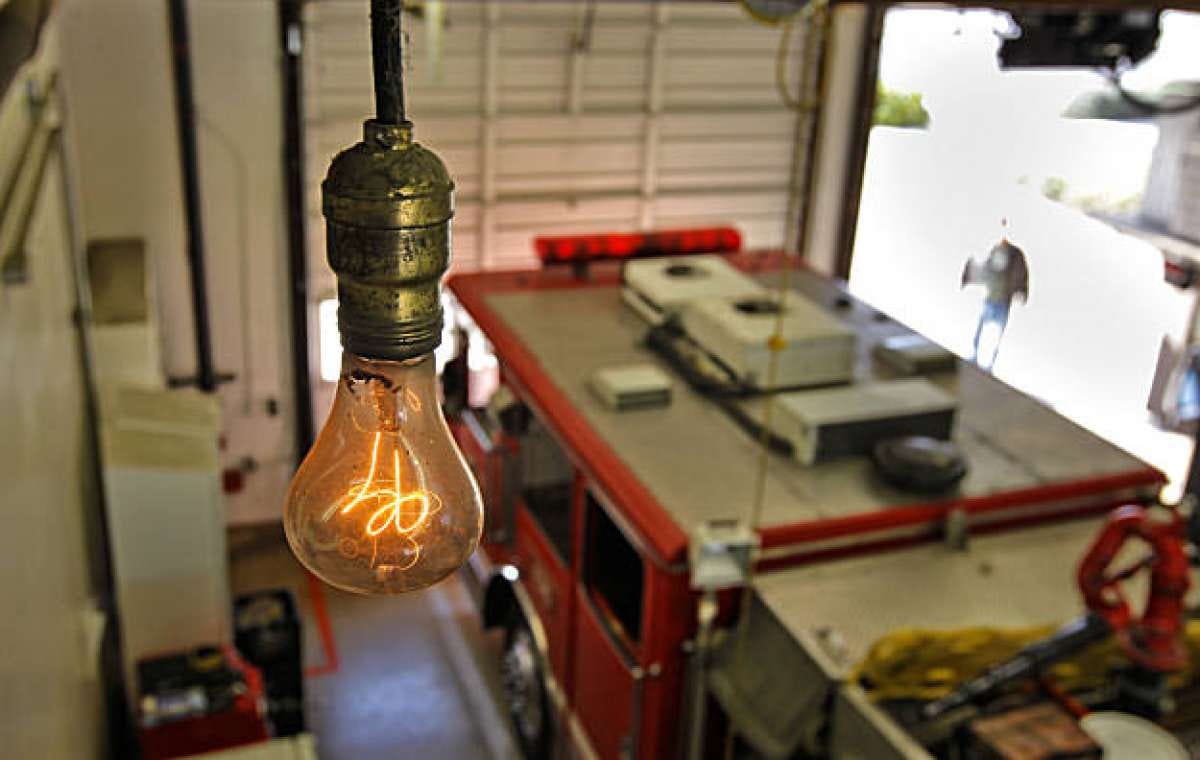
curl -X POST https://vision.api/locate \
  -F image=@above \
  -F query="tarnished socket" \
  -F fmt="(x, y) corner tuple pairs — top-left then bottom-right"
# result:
(322, 120), (454, 361)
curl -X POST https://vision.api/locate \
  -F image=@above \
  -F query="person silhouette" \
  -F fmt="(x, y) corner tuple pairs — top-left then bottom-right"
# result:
(961, 234), (1029, 370)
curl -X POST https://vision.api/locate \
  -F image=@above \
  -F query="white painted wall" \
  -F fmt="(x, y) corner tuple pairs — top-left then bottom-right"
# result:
(100, 386), (230, 689)
(0, 17), (107, 756)
(59, 0), (296, 525)
(190, 1), (296, 525)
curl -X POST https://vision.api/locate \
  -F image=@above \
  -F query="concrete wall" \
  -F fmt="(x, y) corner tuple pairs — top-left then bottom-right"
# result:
(0, 14), (107, 756)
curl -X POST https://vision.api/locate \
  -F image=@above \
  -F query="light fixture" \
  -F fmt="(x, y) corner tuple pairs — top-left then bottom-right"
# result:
(283, 0), (483, 595)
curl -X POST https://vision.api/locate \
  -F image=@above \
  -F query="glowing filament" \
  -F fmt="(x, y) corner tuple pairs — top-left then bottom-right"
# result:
(324, 432), (442, 568)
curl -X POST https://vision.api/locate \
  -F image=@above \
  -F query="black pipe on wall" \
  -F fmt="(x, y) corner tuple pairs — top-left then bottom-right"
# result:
(166, 0), (217, 393)
(279, 0), (315, 457)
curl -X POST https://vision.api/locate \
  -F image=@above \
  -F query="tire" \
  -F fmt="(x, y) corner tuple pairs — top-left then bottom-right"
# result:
(500, 612), (552, 760)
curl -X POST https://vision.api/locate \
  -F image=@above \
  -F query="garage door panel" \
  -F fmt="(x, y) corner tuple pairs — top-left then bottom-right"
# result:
(498, 141), (641, 176)
(498, 113), (645, 141)
(494, 196), (641, 227)
(661, 110), (795, 138)
(658, 168), (791, 193)
(304, 0), (808, 282)
(497, 172), (640, 198)
(659, 137), (795, 171)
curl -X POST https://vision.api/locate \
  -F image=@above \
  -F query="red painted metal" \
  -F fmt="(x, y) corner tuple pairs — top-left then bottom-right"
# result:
(535, 226), (742, 266)
(137, 645), (270, 759)
(759, 470), (1163, 552)
(572, 585), (637, 760)
(1077, 505), (1190, 672)
(304, 570), (340, 677)
(637, 562), (696, 758)
(221, 467), (245, 494)
(1164, 258), (1197, 289)
(756, 495), (1145, 574)
(450, 417), (509, 547)
(514, 504), (574, 685)
(452, 270), (689, 565)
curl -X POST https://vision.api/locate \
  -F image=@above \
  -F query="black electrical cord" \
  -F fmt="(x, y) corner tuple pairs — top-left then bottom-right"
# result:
(370, 0), (406, 124)
(644, 320), (795, 457)
(644, 319), (748, 398)
(1109, 69), (1200, 116)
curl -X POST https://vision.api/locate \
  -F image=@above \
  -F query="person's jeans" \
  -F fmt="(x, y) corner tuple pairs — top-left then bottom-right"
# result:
(971, 299), (1011, 370)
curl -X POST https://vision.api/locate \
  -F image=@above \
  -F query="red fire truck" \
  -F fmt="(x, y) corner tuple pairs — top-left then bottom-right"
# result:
(445, 249), (1165, 759)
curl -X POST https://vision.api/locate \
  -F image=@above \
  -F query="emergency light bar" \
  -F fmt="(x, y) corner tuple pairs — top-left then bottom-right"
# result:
(534, 226), (742, 266)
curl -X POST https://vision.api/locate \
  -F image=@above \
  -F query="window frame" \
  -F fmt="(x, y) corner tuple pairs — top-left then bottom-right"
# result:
(581, 486), (647, 656)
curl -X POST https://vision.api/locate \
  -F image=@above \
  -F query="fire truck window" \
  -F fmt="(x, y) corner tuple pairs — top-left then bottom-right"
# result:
(584, 493), (643, 646)
(520, 417), (575, 564)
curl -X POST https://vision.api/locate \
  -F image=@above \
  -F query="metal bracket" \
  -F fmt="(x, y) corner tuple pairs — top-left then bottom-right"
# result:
(689, 518), (759, 591)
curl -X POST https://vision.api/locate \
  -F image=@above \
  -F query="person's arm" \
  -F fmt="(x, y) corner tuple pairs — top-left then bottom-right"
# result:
(1012, 253), (1029, 302)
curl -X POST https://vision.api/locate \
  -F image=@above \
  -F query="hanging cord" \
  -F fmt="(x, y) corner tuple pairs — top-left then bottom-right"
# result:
(775, 2), (827, 112)
(749, 0), (829, 557)
(573, 0), (597, 53)
(371, 0), (407, 124)
(775, 15), (802, 110)
(724, 2), (830, 756)
(643, 320), (797, 456)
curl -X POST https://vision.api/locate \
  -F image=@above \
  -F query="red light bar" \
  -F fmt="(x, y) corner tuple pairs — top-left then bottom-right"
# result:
(534, 226), (742, 265)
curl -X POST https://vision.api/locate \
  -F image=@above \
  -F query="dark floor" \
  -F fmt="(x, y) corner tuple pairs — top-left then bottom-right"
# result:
(229, 527), (518, 760)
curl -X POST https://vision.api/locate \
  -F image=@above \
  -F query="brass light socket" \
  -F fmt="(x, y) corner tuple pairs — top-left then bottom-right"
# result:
(322, 120), (454, 361)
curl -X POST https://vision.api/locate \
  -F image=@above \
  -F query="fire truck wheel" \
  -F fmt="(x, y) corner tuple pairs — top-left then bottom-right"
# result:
(501, 613), (551, 760)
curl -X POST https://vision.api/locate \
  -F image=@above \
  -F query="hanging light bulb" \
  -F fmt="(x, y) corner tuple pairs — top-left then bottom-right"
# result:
(284, 0), (482, 595)
(285, 352), (480, 594)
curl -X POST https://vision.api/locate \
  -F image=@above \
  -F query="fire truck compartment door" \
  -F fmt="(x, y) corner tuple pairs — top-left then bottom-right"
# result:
(572, 586), (638, 760)
(707, 594), (831, 758)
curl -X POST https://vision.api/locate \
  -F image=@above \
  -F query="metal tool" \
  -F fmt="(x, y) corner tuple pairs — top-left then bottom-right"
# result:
(921, 612), (1112, 720)
(923, 505), (1190, 721)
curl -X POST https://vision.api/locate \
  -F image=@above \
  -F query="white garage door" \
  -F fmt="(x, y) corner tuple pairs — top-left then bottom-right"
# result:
(302, 0), (811, 295)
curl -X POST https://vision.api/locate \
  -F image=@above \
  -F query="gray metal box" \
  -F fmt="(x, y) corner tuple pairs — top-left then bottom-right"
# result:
(588, 364), (672, 411)
(621, 255), (765, 325)
(680, 292), (857, 390)
(773, 378), (956, 465)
